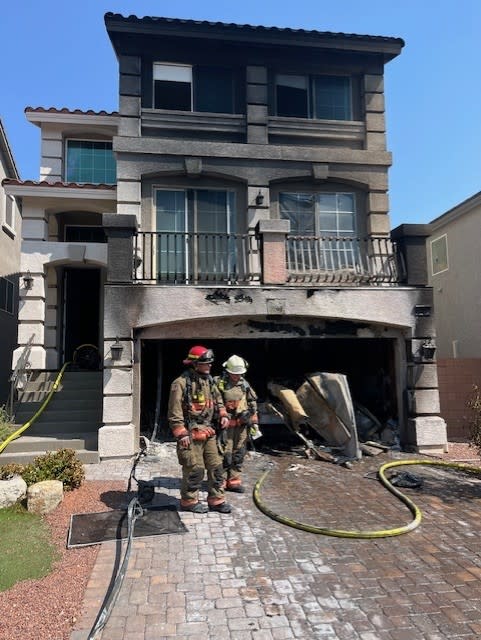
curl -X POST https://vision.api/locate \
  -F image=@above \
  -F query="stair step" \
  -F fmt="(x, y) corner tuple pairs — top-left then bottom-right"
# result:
(0, 449), (100, 465)
(4, 433), (98, 453)
(24, 422), (102, 435)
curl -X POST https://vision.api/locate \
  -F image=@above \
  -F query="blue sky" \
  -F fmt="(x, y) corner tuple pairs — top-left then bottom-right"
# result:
(1, 1), (480, 227)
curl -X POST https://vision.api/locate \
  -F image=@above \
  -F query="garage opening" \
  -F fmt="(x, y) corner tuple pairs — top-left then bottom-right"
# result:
(140, 337), (397, 444)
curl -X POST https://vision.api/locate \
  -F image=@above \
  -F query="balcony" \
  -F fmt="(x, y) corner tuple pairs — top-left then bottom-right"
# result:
(133, 231), (260, 285)
(286, 235), (402, 285)
(132, 230), (402, 286)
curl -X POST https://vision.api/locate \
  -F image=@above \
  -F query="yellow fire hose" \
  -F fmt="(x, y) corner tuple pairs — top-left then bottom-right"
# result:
(253, 458), (481, 539)
(0, 362), (70, 455)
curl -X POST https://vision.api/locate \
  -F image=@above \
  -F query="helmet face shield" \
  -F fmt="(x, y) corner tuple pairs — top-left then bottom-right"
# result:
(183, 345), (214, 365)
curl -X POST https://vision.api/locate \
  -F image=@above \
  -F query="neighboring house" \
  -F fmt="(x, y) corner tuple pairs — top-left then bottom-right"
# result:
(0, 118), (21, 407)
(3, 13), (447, 461)
(428, 191), (481, 438)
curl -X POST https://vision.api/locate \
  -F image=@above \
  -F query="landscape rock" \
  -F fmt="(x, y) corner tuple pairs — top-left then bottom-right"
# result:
(0, 475), (27, 508)
(27, 480), (63, 514)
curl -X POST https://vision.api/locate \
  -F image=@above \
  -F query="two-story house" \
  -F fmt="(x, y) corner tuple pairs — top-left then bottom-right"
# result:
(428, 191), (481, 439)
(0, 118), (21, 407)
(3, 13), (447, 462)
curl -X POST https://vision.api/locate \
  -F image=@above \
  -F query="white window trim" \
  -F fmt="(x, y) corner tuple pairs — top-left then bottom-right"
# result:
(2, 194), (16, 237)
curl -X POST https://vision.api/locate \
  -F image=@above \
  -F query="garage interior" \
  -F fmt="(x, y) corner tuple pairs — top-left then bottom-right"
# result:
(139, 333), (398, 446)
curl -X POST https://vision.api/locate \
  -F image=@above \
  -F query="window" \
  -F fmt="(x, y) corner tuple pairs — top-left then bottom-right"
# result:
(4, 194), (15, 231)
(153, 63), (235, 114)
(155, 188), (236, 280)
(275, 74), (352, 120)
(280, 191), (357, 270)
(431, 235), (448, 275)
(0, 276), (14, 314)
(65, 140), (116, 184)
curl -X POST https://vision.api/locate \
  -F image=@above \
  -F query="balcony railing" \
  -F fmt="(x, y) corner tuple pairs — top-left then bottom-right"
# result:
(286, 235), (403, 285)
(133, 231), (261, 284)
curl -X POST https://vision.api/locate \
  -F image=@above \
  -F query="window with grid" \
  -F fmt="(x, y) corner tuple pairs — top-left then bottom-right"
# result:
(155, 189), (236, 280)
(280, 192), (357, 271)
(65, 140), (116, 184)
(275, 74), (352, 120)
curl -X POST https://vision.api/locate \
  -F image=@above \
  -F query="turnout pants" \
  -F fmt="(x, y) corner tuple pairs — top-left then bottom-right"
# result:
(177, 437), (225, 507)
(223, 425), (248, 489)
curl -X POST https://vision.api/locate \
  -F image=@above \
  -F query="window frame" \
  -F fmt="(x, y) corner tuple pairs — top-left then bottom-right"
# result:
(431, 234), (449, 275)
(2, 193), (16, 236)
(153, 187), (237, 281)
(64, 138), (116, 185)
(0, 276), (15, 315)
(152, 62), (237, 114)
(274, 73), (353, 121)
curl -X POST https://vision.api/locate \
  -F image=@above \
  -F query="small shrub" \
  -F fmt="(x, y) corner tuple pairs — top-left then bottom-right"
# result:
(0, 405), (15, 443)
(467, 385), (481, 455)
(0, 463), (26, 480)
(0, 449), (85, 491)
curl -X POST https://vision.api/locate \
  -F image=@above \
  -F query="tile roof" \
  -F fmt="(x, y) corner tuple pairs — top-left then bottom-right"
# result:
(104, 12), (404, 46)
(25, 107), (119, 117)
(2, 178), (116, 190)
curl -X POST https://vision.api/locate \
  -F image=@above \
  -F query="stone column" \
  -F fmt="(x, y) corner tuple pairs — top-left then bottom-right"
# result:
(391, 224), (430, 286)
(102, 214), (137, 283)
(246, 66), (268, 145)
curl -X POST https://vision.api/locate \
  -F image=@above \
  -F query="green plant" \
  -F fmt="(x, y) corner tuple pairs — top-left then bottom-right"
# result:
(467, 384), (481, 455)
(0, 449), (85, 491)
(0, 502), (58, 591)
(21, 448), (85, 491)
(0, 463), (25, 480)
(0, 404), (15, 443)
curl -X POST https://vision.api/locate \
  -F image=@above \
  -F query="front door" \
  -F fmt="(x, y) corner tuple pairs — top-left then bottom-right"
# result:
(63, 268), (101, 363)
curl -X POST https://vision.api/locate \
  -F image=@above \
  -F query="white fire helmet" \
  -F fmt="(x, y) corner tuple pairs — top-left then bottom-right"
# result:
(223, 354), (248, 375)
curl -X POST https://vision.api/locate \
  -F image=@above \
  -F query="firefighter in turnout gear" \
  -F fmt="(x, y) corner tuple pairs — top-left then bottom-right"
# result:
(214, 355), (259, 493)
(168, 345), (232, 514)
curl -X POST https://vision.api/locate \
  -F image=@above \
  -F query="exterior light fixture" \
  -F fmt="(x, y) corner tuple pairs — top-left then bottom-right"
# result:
(110, 337), (124, 361)
(421, 338), (436, 361)
(255, 190), (264, 206)
(22, 271), (34, 290)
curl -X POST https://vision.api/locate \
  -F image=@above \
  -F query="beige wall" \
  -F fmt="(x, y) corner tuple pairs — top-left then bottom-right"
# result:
(429, 200), (481, 358)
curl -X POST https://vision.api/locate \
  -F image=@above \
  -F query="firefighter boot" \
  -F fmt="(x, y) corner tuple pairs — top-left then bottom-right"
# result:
(208, 501), (232, 513)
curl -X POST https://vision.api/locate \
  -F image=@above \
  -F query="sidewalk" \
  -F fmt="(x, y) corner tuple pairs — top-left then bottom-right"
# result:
(71, 443), (481, 639)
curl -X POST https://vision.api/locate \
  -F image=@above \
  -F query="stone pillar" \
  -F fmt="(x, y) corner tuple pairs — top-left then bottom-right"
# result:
(364, 74), (386, 151)
(102, 214), (137, 283)
(257, 219), (290, 285)
(391, 224), (430, 286)
(117, 55), (142, 224)
(246, 66), (268, 145)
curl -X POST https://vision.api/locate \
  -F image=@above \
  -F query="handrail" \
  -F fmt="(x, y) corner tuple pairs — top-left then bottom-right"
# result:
(7, 334), (35, 417)
(0, 362), (70, 455)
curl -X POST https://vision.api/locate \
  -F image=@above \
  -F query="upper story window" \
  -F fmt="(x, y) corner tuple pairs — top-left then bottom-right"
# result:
(275, 74), (352, 120)
(431, 234), (448, 275)
(280, 192), (356, 235)
(280, 191), (357, 271)
(65, 140), (116, 184)
(2, 194), (16, 235)
(0, 276), (14, 315)
(153, 63), (236, 114)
